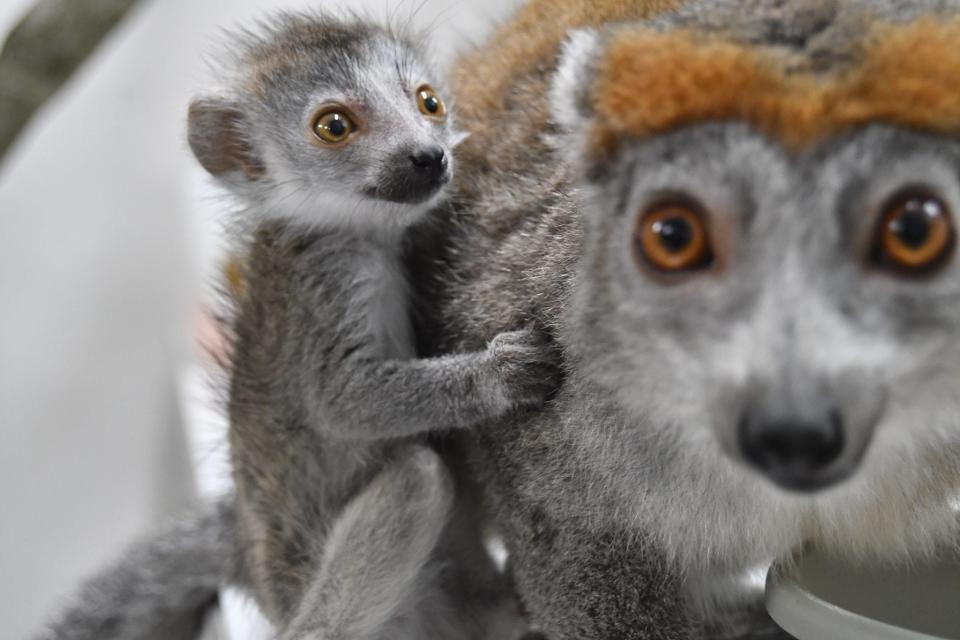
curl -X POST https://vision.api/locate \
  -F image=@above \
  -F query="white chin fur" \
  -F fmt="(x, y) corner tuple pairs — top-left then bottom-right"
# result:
(256, 180), (445, 237)
(630, 424), (960, 578)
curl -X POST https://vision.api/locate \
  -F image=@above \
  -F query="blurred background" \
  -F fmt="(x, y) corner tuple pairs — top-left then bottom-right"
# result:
(0, 0), (518, 636)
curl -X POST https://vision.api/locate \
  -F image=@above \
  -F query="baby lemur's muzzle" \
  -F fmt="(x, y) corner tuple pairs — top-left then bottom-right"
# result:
(373, 145), (450, 204)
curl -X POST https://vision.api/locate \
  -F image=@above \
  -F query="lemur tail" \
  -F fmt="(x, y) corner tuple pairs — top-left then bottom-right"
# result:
(32, 498), (241, 640)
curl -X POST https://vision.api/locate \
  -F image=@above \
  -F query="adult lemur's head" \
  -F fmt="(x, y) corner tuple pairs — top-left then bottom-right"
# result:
(551, 0), (960, 562)
(188, 12), (459, 233)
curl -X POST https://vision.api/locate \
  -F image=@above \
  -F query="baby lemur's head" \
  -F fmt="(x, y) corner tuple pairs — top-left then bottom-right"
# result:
(551, 0), (960, 563)
(188, 12), (458, 231)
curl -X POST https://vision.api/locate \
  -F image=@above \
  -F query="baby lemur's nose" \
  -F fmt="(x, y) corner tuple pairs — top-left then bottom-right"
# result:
(409, 147), (446, 180)
(738, 410), (845, 492)
(374, 146), (450, 204)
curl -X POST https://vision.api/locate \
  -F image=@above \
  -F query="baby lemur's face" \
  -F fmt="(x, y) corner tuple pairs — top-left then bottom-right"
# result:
(189, 18), (458, 230)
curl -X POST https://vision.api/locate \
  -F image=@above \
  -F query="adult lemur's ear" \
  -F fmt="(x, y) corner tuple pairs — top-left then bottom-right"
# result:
(188, 98), (264, 180)
(550, 29), (603, 136)
(549, 29), (606, 171)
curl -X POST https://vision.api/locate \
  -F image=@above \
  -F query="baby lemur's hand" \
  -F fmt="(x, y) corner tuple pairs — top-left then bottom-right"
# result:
(488, 329), (562, 411)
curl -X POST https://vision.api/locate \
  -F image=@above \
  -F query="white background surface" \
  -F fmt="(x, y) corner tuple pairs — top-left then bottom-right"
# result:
(0, 1), (518, 637)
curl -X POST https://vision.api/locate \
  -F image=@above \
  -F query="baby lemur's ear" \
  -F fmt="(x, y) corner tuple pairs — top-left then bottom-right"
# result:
(549, 29), (605, 168)
(187, 98), (264, 180)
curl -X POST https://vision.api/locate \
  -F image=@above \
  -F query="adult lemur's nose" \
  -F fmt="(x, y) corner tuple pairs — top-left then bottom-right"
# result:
(738, 408), (845, 492)
(409, 147), (446, 180)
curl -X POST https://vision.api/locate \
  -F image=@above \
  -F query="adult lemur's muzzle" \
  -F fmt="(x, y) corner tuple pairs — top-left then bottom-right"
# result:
(732, 371), (883, 492)
(738, 406), (846, 492)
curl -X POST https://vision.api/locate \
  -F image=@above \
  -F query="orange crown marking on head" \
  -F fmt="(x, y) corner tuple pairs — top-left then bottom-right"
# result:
(591, 17), (960, 154)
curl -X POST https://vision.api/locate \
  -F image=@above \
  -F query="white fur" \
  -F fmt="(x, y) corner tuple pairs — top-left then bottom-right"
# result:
(351, 245), (416, 361)
(549, 29), (602, 135)
(255, 173), (443, 240)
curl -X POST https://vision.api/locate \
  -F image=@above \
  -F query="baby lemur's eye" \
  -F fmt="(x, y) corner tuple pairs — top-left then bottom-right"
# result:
(873, 189), (955, 275)
(312, 107), (356, 144)
(416, 85), (446, 119)
(634, 202), (714, 275)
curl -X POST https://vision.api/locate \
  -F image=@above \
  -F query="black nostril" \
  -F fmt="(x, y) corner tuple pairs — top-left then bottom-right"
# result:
(409, 148), (446, 175)
(738, 410), (845, 490)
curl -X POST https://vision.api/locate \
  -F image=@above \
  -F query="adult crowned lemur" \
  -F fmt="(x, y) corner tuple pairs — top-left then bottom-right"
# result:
(435, 0), (960, 637)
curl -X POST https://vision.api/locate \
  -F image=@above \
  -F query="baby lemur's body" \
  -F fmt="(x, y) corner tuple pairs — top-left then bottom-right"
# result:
(186, 13), (553, 640)
(31, 13), (551, 640)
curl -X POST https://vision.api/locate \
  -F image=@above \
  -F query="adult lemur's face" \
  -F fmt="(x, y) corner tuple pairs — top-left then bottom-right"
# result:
(574, 123), (960, 495)
(549, 13), (960, 563)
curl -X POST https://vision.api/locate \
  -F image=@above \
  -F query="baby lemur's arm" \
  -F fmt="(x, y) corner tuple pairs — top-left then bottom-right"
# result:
(257, 237), (557, 441)
(310, 329), (555, 440)
(316, 338), (554, 438)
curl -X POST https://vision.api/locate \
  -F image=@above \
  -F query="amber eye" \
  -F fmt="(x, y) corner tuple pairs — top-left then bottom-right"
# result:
(634, 203), (713, 273)
(312, 108), (356, 144)
(416, 84), (446, 118)
(873, 190), (955, 274)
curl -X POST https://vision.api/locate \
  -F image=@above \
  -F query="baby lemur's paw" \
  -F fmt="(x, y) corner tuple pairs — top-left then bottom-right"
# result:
(488, 329), (561, 411)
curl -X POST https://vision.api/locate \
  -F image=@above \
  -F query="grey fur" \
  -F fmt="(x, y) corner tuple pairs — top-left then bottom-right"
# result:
(279, 445), (455, 640)
(32, 501), (240, 640)
(435, 0), (960, 638)
(189, 11), (554, 640)
(280, 444), (528, 640)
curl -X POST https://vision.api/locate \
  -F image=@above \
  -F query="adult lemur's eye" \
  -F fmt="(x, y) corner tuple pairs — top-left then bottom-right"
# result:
(634, 203), (713, 274)
(873, 190), (954, 275)
(312, 108), (356, 144)
(416, 85), (446, 118)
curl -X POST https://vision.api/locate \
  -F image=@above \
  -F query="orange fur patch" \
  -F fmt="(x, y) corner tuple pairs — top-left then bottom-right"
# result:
(224, 256), (248, 300)
(592, 17), (960, 153)
(455, 0), (681, 117)
(452, 0), (682, 173)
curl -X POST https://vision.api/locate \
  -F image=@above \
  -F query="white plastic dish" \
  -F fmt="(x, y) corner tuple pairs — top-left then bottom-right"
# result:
(766, 551), (960, 639)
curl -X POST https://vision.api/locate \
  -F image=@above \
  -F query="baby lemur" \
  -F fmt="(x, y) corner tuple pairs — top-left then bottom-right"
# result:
(29, 12), (549, 640)
(186, 12), (554, 640)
